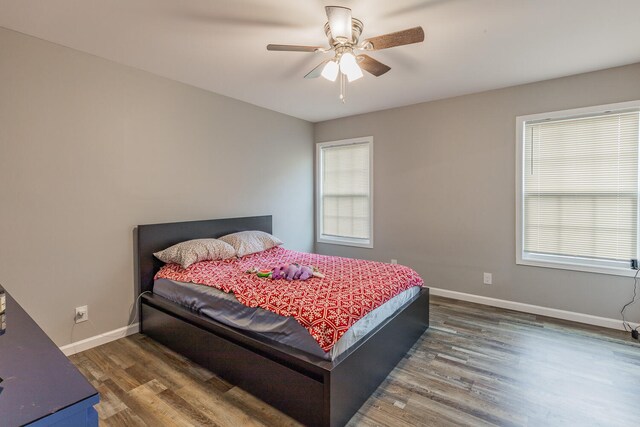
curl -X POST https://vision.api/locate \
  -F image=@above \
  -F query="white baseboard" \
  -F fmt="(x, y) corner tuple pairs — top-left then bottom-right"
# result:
(60, 323), (139, 356)
(428, 287), (640, 331)
(58, 289), (637, 356)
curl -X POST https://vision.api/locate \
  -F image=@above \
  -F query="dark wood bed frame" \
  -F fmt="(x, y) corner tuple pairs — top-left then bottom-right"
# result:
(136, 215), (429, 427)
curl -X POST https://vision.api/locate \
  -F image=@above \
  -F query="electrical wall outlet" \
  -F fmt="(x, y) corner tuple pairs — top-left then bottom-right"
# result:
(483, 272), (492, 285)
(75, 305), (88, 324)
(391, 259), (398, 264)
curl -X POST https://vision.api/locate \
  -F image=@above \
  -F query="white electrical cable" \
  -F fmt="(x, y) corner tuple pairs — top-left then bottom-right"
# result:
(127, 291), (152, 328)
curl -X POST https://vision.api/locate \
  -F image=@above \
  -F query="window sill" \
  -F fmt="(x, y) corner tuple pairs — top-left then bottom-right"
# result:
(517, 255), (636, 277)
(317, 235), (373, 249)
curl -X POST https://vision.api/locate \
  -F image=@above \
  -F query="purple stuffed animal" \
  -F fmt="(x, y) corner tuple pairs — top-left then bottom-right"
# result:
(271, 264), (287, 280)
(274, 263), (317, 281)
(284, 263), (300, 280)
(299, 265), (313, 280)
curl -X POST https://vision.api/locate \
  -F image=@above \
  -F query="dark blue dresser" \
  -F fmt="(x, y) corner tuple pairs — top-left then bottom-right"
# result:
(0, 285), (99, 426)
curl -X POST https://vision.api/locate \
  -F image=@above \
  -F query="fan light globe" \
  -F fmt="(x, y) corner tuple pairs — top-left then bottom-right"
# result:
(326, 6), (352, 42)
(345, 64), (363, 82)
(321, 60), (339, 81)
(340, 52), (363, 82)
(339, 52), (358, 74)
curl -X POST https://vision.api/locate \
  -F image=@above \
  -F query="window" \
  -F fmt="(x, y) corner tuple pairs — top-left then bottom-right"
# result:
(316, 137), (373, 248)
(516, 100), (640, 276)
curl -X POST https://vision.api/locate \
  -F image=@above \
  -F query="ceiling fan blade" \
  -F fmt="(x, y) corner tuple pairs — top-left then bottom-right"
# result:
(325, 6), (352, 41)
(304, 60), (330, 79)
(267, 44), (322, 52)
(358, 55), (391, 77)
(363, 26), (425, 50)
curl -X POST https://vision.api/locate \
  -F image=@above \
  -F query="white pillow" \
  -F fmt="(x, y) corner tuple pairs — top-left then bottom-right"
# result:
(153, 238), (236, 269)
(218, 230), (283, 258)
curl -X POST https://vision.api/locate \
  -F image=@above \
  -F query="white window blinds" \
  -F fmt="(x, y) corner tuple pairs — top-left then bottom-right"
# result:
(318, 139), (372, 246)
(523, 111), (639, 263)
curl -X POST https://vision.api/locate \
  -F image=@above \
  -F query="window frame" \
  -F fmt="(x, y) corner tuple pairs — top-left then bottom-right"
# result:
(316, 136), (374, 248)
(515, 100), (640, 277)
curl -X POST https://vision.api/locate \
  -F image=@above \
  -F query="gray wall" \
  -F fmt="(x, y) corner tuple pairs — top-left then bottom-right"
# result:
(0, 27), (313, 346)
(315, 62), (640, 323)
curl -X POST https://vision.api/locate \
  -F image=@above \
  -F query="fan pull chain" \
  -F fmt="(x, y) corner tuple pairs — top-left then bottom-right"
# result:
(340, 72), (346, 103)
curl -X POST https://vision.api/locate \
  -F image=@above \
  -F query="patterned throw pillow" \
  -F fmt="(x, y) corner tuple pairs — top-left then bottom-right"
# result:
(218, 230), (283, 258)
(153, 239), (236, 269)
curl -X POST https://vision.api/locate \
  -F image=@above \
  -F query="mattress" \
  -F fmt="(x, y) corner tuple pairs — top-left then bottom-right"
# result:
(153, 278), (420, 360)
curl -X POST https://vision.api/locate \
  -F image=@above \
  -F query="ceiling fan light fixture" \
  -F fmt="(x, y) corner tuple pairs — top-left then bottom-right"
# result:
(321, 60), (339, 81)
(326, 6), (352, 42)
(345, 65), (363, 82)
(267, 6), (426, 102)
(339, 51), (361, 78)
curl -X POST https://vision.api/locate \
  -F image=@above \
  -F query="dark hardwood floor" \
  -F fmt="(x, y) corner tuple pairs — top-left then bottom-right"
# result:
(70, 296), (640, 426)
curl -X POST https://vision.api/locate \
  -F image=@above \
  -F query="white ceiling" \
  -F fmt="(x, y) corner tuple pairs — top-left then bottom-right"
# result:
(1, 0), (640, 122)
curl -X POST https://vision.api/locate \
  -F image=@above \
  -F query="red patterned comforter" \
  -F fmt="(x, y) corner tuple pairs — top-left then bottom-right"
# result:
(155, 247), (423, 352)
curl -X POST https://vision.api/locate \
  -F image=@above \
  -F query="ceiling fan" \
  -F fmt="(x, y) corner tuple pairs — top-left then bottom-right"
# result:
(267, 6), (425, 102)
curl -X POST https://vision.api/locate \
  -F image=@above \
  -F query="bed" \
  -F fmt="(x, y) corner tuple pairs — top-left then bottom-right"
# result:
(136, 215), (429, 427)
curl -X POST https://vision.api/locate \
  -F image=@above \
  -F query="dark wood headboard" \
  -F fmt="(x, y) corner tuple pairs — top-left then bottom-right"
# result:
(136, 215), (272, 295)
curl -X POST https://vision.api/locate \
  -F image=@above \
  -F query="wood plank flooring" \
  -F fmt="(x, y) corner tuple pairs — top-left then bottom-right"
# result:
(69, 296), (640, 426)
